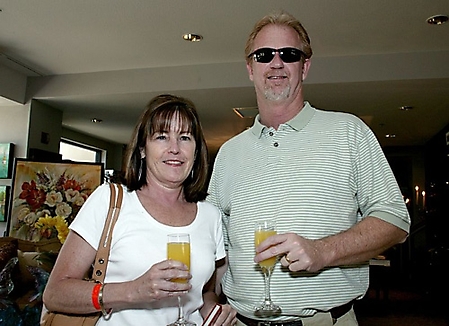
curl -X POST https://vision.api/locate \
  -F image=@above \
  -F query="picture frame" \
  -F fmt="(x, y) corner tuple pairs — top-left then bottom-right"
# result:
(0, 185), (10, 222)
(7, 159), (104, 242)
(0, 143), (15, 179)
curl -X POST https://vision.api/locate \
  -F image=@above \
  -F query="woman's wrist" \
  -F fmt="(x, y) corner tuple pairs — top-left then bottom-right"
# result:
(98, 283), (113, 319)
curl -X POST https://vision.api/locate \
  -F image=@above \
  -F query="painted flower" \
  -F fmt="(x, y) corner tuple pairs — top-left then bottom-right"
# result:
(65, 189), (80, 202)
(24, 212), (39, 226)
(55, 202), (72, 218)
(19, 180), (47, 210)
(63, 179), (82, 192)
(35, 215), (69, 244)
(17, 206), (31, 221)
(45, 191), (63, 207)
(74, 196), (85, 207)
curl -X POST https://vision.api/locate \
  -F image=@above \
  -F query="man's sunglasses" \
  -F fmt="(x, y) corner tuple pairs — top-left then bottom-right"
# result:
(248, 47), (305, 63)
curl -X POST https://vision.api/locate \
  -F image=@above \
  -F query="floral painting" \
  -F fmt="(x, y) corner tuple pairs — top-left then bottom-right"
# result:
(8, 160), (103, 242)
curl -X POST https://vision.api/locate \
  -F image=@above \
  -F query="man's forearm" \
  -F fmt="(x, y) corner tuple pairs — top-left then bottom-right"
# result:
(318, 216), (408, 267)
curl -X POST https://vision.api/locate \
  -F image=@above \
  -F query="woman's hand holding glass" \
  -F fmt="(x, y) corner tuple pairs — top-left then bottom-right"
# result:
(120, 257), (191, 309)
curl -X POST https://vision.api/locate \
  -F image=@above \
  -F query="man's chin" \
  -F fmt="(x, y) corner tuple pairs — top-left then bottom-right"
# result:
(264, 90), (290, 101)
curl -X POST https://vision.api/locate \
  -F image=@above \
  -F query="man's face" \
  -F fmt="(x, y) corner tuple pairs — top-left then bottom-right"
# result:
(246, 24), (310, 102)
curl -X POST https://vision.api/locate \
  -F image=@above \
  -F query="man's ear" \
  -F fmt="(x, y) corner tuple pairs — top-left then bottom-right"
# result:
(246, 62), (254, 82)
(302, 58), (312, 81)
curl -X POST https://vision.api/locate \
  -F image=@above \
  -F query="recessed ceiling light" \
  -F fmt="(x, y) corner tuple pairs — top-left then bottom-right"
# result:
(182, 33), (203, 42)
(399, 105), (413, 111)
(385, 134), (396, 138)
(426, 14), (448, 25)
(91, 118), (102, 123)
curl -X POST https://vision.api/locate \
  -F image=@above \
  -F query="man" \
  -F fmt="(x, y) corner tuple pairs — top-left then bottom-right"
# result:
(207, 11), (410, 326)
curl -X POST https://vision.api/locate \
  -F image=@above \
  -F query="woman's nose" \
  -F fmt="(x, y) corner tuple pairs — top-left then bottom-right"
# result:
(168, 139), (180, 154)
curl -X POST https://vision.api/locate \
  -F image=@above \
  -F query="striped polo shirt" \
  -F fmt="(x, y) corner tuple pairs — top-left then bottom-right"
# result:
(207, 102), (410, 319)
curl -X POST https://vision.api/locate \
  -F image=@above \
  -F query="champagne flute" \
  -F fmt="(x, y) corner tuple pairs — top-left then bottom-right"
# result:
(254, 220), (282, 317)
(167, 233), (195, 326)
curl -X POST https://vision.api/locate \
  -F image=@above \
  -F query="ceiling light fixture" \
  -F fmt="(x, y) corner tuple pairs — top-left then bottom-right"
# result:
(399, 105), (413, 111)
(182, 33), (203, 42)
(233, 107), (259, 119)
(426, 14), (448, 25)
(91, 118), (102, 123)
(385, 134), (396, 138)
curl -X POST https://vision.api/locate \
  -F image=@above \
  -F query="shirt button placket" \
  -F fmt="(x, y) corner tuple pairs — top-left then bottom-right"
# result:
(268, 130), (279, 148)
(266, 129), (278, 165)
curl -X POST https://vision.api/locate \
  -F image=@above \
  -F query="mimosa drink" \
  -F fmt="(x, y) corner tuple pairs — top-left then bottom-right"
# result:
(254, 220), (281, 316)
(254, 229), (277, 270)
(167, 242), (191, 283)
(166, 233), (195, 326)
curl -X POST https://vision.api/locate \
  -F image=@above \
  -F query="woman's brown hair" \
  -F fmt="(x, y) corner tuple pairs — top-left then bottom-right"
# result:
(123, 94), (209, 202)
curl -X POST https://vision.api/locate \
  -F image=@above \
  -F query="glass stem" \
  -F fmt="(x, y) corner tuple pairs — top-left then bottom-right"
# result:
(177, 296), (186, 321)
(263, 268), (273, 303)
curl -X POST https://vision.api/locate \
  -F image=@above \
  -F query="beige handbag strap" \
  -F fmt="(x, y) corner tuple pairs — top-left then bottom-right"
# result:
(92, 183), (124, 283)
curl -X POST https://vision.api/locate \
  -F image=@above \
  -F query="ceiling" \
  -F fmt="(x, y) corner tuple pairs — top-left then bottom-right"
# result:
(1, 0), (448, 155)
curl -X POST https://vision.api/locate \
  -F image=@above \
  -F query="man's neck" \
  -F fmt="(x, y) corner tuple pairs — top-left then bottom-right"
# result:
(258, 98), (305, 130)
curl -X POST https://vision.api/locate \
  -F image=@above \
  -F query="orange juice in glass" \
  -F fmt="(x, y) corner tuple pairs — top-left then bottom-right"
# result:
(255, 228), (277, 270)
(167, 239), (190, 283)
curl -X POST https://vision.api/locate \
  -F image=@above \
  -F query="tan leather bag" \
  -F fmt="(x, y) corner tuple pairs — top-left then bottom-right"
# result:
(40, 183), (123, 326)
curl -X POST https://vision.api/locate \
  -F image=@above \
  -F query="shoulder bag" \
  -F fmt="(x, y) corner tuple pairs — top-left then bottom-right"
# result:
(40, 183), (124, 326)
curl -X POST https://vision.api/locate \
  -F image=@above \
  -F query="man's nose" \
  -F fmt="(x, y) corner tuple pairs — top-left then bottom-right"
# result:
(270, 52), (284, 68)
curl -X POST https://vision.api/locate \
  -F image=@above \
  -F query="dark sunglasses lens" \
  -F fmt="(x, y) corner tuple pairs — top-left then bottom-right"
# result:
(280, 48), (302, 63)
(253, 49), (275, 63)
(252, 48), (303, 63)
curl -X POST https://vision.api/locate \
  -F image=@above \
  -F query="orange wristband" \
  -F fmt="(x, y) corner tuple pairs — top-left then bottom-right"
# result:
(92, 282), (102, 311)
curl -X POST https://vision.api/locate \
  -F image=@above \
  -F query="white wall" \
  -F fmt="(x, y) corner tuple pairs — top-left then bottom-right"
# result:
(28, 100), (62, 153)
(0, 64), (27, 104)
(0, 103), (30, 235)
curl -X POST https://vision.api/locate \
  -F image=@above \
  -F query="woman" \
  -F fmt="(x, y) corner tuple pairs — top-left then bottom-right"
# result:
(43, 94), (236, 325)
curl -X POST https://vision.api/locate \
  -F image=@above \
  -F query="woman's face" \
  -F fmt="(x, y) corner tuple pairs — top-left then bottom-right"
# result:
(142, 114), (196, 190)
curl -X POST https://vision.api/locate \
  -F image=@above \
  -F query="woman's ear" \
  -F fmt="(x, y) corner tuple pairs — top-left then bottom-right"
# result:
(139, 147), (146, 159)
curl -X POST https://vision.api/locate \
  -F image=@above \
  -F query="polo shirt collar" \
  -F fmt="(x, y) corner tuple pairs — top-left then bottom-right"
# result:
(250, 101), (315, 138)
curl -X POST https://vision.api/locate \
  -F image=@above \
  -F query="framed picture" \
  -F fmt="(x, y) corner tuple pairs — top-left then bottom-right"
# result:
(0, 143), (15, 179)
(0, 185), (10, 222)
(8, 159), (104, 242)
